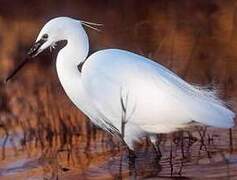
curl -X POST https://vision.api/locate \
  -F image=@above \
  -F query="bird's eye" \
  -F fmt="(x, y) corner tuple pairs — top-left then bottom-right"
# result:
(42, 34), (48, 39)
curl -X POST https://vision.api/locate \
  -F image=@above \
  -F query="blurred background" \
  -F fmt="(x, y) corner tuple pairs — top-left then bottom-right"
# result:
(0, 0), (237, 179)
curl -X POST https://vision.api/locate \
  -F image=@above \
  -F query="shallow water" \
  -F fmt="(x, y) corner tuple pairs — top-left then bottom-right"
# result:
(0, 120), (237, 179)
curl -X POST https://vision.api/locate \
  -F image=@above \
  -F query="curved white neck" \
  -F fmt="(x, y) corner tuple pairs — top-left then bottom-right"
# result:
(59, 26), (89, 65)
(56, 25), (89, 76)
(56, 26), (89, 101)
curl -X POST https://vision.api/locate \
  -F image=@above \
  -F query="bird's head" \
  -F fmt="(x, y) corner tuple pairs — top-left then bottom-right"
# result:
(28, 17), (77, 57)
(5, 17), (102, 82)
(29, 16), (102, 57)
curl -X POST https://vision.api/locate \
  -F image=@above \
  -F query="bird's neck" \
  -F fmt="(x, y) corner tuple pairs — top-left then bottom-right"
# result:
(56, 27), (89, 74)
(56, 28), (89, 99)
(60, 27), (89, 65)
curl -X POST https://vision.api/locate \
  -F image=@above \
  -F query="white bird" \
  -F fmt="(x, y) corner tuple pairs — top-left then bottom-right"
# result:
(6, 17), (235, 154)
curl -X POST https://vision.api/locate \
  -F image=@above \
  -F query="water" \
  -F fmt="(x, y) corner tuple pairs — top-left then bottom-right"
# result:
(0, 111), (236, 179)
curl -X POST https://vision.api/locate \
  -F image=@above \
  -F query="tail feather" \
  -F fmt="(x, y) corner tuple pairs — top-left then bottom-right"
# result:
(186, 87), (235, 128)
(150, 60), (235, 129)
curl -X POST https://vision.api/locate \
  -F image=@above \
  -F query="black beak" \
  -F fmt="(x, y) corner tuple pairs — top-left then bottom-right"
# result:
(27, 38), (46, 57)
(5, 39), (46, 83)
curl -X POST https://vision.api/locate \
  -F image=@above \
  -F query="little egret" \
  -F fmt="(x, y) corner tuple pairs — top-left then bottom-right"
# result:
(6, 17), (235, 156)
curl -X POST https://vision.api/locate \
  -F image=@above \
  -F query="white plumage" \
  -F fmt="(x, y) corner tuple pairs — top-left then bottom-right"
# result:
(17, 17), (237, 149)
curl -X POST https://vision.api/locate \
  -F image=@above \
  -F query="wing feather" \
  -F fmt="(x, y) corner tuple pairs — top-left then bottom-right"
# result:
(81, 49), (235, 135)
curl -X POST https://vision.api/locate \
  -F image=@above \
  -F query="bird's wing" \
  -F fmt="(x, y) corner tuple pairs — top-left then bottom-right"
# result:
(81, 49), (235, 134)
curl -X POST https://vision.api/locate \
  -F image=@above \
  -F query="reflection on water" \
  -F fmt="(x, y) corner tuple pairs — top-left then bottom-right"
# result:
(0, 126), (236, 180)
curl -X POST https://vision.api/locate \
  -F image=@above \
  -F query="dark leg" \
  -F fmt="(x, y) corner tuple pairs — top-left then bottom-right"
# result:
(150, 135), (162, 160)
(127, 148), (136, 177)
(151, 143), (162, 159)
(128, 148), (136, 163)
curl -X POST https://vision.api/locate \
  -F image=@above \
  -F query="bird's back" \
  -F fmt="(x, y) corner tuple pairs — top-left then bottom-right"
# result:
(81, 49), (235, 136)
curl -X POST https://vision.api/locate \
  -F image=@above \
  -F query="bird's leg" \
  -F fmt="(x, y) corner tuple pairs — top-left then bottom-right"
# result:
(151, 143), (162, 160)
(128, 148), (136, 159)
(117, 132), (137, 162)
(126, 147), (137, 177)
(127, 148), (136, 167)
(150, 135), (162, 160)
(120, 90), (137, 162)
